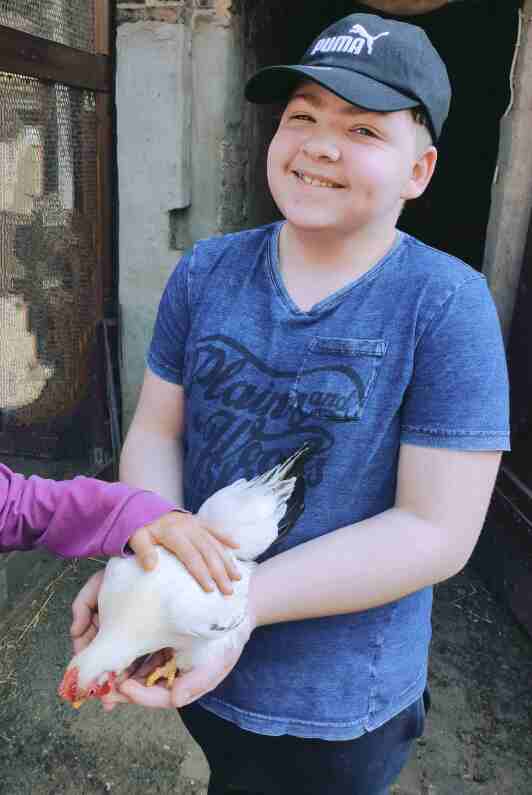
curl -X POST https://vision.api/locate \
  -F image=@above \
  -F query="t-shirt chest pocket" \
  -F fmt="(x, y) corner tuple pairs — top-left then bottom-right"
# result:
(290, 337), (387, 421)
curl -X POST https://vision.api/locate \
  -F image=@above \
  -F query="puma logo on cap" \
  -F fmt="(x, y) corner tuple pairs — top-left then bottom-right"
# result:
(311, 24), (390, 57)
(349, 25), (390, 54)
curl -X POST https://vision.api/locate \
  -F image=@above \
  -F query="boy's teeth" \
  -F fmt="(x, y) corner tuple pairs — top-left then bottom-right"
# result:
(298, 172), (339, 188)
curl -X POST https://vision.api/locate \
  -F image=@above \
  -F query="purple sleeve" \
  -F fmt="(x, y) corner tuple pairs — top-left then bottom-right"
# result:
(0, 464), (177, 558)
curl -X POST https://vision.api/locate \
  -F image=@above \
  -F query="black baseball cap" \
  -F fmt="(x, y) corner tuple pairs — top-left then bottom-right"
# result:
(245, 13), (451, 142)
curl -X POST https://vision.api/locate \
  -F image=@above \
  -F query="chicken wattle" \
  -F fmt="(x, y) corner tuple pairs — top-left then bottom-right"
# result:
(58, 445), (309, 708)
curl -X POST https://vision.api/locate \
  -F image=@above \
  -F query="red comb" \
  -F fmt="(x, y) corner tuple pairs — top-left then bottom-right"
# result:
(58, 666), (80, 703)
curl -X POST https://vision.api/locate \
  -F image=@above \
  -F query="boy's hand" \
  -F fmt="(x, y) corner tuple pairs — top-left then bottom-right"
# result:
(70, 570), (103, 654)
(128, 511), (242, 595)
(99, 615), (255, 712)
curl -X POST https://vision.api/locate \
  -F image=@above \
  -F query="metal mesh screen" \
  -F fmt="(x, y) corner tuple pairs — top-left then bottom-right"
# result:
(0, 71), (106, 461)
(0, 1), (97, 53)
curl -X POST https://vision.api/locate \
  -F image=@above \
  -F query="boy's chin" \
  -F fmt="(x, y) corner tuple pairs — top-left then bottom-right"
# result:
(282, 213), (357, 235)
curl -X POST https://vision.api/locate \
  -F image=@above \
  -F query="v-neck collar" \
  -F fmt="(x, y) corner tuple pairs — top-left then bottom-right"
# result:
(266, 221), (404, 317)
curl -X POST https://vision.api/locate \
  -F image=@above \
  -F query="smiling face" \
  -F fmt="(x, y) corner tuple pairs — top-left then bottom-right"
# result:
(267, 81), (436, 239)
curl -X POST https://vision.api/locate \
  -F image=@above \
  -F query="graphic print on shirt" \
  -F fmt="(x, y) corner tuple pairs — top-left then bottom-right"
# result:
(186, 334), (384, 498)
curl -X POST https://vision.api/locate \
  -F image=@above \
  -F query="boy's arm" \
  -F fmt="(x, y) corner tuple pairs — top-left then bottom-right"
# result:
(249, 443), (501, 627)
(118, 369), (241, 593)
(119, 369), (186, 505)
(0, 462), (176, 559)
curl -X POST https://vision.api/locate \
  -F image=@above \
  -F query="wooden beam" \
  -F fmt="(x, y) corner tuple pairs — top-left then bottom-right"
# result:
(95, 0), (112, 57)
(0, 25), (111, 93)
(94, 0), (116, 314)
(96, 91), (115, 314)
(483, 6), (532, 342)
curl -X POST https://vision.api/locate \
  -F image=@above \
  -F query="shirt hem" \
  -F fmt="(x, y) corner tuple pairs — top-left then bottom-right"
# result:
(198, 673), (426, 740)
(146, 355), (183, 386)
(401, 430), (510, 451)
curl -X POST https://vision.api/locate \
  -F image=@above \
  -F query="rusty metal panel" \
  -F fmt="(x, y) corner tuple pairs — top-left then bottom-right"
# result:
(0, 0), (97, 53)
(0, 0), (116, 473)
(0, 71), (110, 465)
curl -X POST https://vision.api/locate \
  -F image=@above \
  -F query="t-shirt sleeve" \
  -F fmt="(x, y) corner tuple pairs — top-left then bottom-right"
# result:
(400, 276), (510, 451)
(146, 249), (192, 385)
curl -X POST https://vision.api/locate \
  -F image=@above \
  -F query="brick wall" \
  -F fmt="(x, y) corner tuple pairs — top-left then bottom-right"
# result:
(116, 1), (183, 25)
(116, 1), (229, 25)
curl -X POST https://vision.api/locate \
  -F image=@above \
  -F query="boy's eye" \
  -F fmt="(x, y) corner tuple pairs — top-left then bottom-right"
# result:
(351, 126), (378, 138)
(289, 113), (314, 122)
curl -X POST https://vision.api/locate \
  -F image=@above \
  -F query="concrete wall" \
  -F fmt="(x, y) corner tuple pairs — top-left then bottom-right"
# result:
(116, 0), (281, 428)
(116, 2), (240, 428)
(116, 19), (191, 426)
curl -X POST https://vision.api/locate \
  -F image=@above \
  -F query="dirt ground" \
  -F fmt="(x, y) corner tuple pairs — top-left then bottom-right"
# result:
(0, 558), (530, 795)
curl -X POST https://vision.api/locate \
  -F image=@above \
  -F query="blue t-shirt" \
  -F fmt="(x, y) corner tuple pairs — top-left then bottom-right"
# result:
(147, 222), (510, 740)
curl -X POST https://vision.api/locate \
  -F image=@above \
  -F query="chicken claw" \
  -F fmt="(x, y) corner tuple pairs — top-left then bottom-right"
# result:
(146, 654), (178, 688)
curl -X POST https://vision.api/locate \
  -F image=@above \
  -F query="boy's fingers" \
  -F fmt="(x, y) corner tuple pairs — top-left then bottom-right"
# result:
(127, 528), (159, 572)
(72, 623), (98, 654)
(70, 571), (103, 636)
(170, 661), (227, 708)
(70, 602), (92, 638)
(119, 679), (173, 709)
(100, 689), (129, 709)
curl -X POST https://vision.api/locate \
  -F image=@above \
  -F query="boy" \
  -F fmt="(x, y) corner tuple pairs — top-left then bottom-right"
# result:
(72, 13), (510, 794)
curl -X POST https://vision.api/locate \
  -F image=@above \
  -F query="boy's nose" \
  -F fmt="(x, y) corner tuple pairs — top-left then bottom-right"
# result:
(301, 137), (340, 162)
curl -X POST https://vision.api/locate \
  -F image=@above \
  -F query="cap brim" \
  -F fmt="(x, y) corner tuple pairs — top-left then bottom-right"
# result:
(245, 64), (420, 115)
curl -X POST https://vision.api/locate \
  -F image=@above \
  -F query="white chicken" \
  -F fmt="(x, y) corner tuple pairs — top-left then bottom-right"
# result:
(58, 445), (308, 708)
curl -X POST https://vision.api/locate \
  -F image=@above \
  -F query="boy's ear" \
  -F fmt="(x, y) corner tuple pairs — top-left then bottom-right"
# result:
(402, 146), (438, 201)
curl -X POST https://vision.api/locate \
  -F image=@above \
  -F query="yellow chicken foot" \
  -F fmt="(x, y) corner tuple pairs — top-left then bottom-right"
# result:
(146, 654), (178, 688)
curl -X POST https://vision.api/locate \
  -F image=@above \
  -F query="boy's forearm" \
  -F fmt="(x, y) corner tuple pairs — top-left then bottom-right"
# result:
(119, 425), (184, 506)
(249, 507), (472, 628)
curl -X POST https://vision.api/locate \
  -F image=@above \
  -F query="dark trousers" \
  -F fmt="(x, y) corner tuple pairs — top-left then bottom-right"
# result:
(180, 690), (429, 795)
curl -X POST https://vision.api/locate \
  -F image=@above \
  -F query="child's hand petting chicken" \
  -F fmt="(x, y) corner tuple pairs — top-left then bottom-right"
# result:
(128, 510), (242, 595)
(60, 446), (309, 711)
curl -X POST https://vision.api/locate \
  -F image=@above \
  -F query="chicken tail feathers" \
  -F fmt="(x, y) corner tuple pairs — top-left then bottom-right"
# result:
(265, 443), (311, 546)
(276, 465), (305, 541)
(251, 442), (311, 488)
